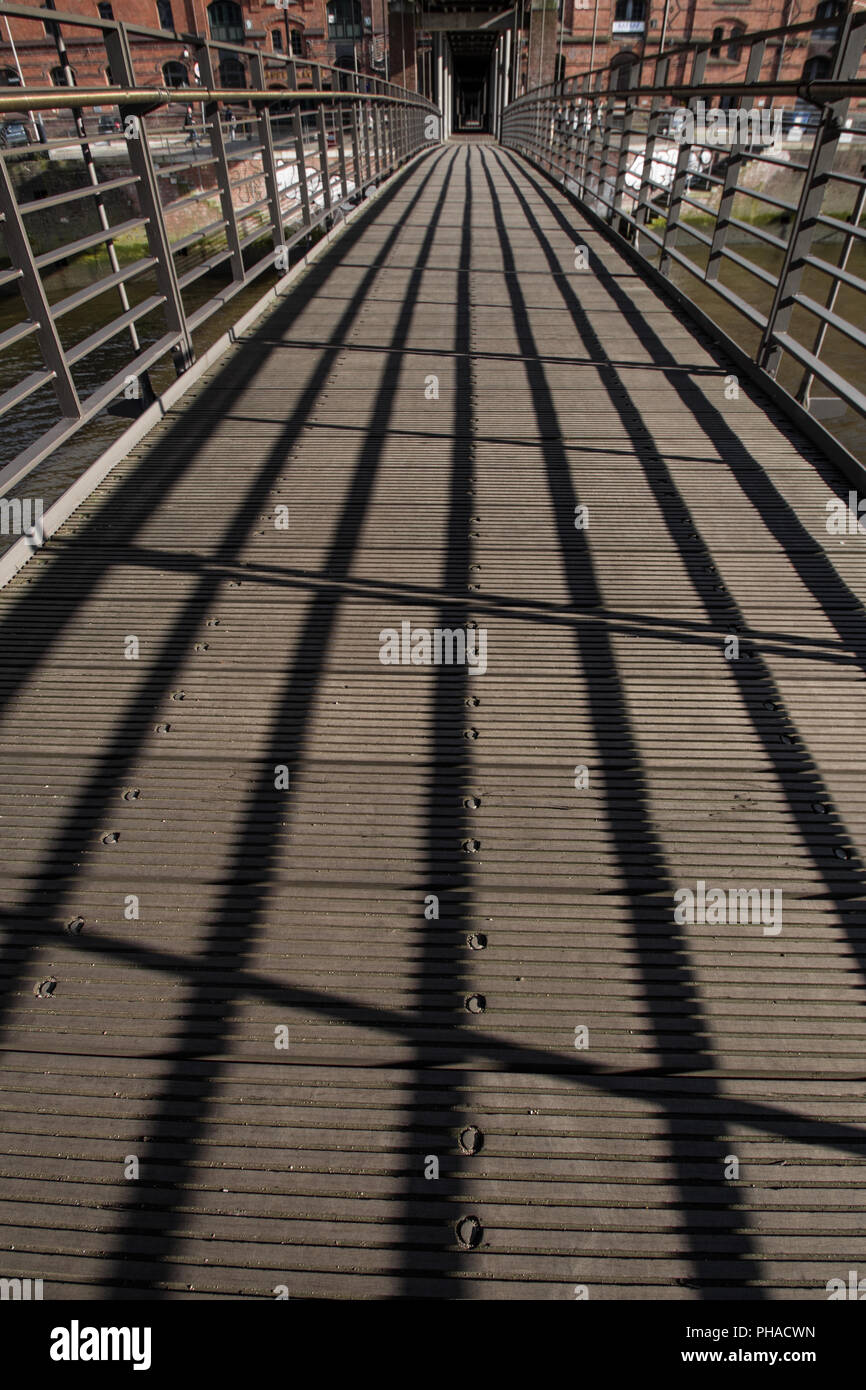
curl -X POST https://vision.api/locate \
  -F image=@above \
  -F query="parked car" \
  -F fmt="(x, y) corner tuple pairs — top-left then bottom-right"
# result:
(97, 113), (122, 134)
(0, 121), (30, 147)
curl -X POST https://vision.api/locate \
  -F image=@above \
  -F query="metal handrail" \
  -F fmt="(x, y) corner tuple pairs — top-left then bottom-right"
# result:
(0, 2), (440, 493)
(500, 9), (866, 481)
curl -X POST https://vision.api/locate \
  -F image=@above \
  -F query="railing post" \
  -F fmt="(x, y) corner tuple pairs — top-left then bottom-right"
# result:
(347, 73), (363, 191)
(757, 12), (866, 377)
(598, 84), (619, 220)
(104, 21), (194, 373)
(197, 40), (245, 284)
(334, 82), (349, 201)
(0, 156), (80, 417)
(706, 39), (766, 282)
(310, 64), (333, 214)
(659, 44), (709, 275)
(286, 59), (312, 229)
(372, 102), (384, 178)
(635, 54), (670, 232)
(612, 57), (641, 228)
(250, 49), (284, 253)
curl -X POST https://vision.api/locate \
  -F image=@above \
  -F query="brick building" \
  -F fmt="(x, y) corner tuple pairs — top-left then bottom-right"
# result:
(552, 0), (849, 88)
(0, 0), (400, 92)
(0, 0), (859, 117)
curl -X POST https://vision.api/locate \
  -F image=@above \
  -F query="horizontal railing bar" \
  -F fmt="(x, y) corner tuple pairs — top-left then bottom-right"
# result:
(0, 88), (438, 114)
(65, 294), (166, 365)
(803, 252), (866, 296)
(510, 79), (866, 108)
(731, 185), (801, 215)
(156, 155), (220, 178)
(34, 217), (149, 270)
(175, 248), (233, 291)
(794, 291), (866, 352)
(18, 174), (140, 216)
(235, 199), (272, 226)
(237, 218), (275, 249)
(49, 261), (157, 326)
(169, 218), (228, 254)
(727, 216), (789, 250)
(0, 368), (54, 420)
(714, 245), (779, 288)
(49, 257), (157, 321)
(772, 330), (866, 416)
(815, 211), (866, 241)
(162, 186), (219, 216)
(0, 267), (23, 289)
(0, 318), (38, 354)
(0, 331), (181, 498)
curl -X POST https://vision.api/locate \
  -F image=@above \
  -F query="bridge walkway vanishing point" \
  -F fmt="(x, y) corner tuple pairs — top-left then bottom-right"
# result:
(1, 140), (866, 1300)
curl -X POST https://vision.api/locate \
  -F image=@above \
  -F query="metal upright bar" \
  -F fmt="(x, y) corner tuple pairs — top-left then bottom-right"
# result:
(758, 12), (866, 376)
(250, 50), (284, 251)
(311, 65), (333, 213)
(635, 54), (670, 231)
(104, 22), (194, 373)
(659, 44), (708, 275)
(613, 56), (642, 226)
(196, 40), (245, 284)
(0, 155), (80, 417)
(285, 60), (312, 229)
(706, 38), (767, 282)
(44, 0), (138, 353)
(796, 175), (866, 407)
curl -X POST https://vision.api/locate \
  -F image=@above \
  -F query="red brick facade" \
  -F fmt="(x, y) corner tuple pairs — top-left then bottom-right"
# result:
(0, 0), (859, 100)
(0, 0), (395, 90)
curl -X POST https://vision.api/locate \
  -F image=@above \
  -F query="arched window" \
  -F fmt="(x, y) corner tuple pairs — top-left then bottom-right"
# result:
(290, 28), (303, 55)
(710, 26), (723, 58)
(327, 0), (362, 42)
(0, 67), (21, 87)
(727, 23), (746, 62)
(803, 53), (832, 82)
(208, 1), (243, 43)
(50, 65), (75, 86)
(162, 60), (188, 87)
(271, 27), (283, 51)
(218, 54), (247, 89)
(609, 52), (636, 91)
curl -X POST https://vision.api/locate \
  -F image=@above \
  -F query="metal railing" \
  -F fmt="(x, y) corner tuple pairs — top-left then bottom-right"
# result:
(0, 2), (439, 493)
(501, 10), (866, 478)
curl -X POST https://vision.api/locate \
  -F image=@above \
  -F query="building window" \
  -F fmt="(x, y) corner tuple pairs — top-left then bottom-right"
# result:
(50, 64), (74, 86)
(157, 0), (174, 30)
(162, 60), (188, 87)
(218, 54), (247, 88)
(97, 2), (114, 18)
(710, 26), (724, 58)
(813, 1), (842, 41)
(803, 53), (832, 82)
(0, 67), (21, 86)
(727, 23), (745, 62)
(291, 28), (303, 55)
(272, 27), (283, 50)
(327, 0), (362, 42)
(612, 0), (645, 35)
(208, 1), (244, 44)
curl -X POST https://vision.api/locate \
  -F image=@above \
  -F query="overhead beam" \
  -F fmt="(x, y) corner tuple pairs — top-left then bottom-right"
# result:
(419, 9), (514, 31)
